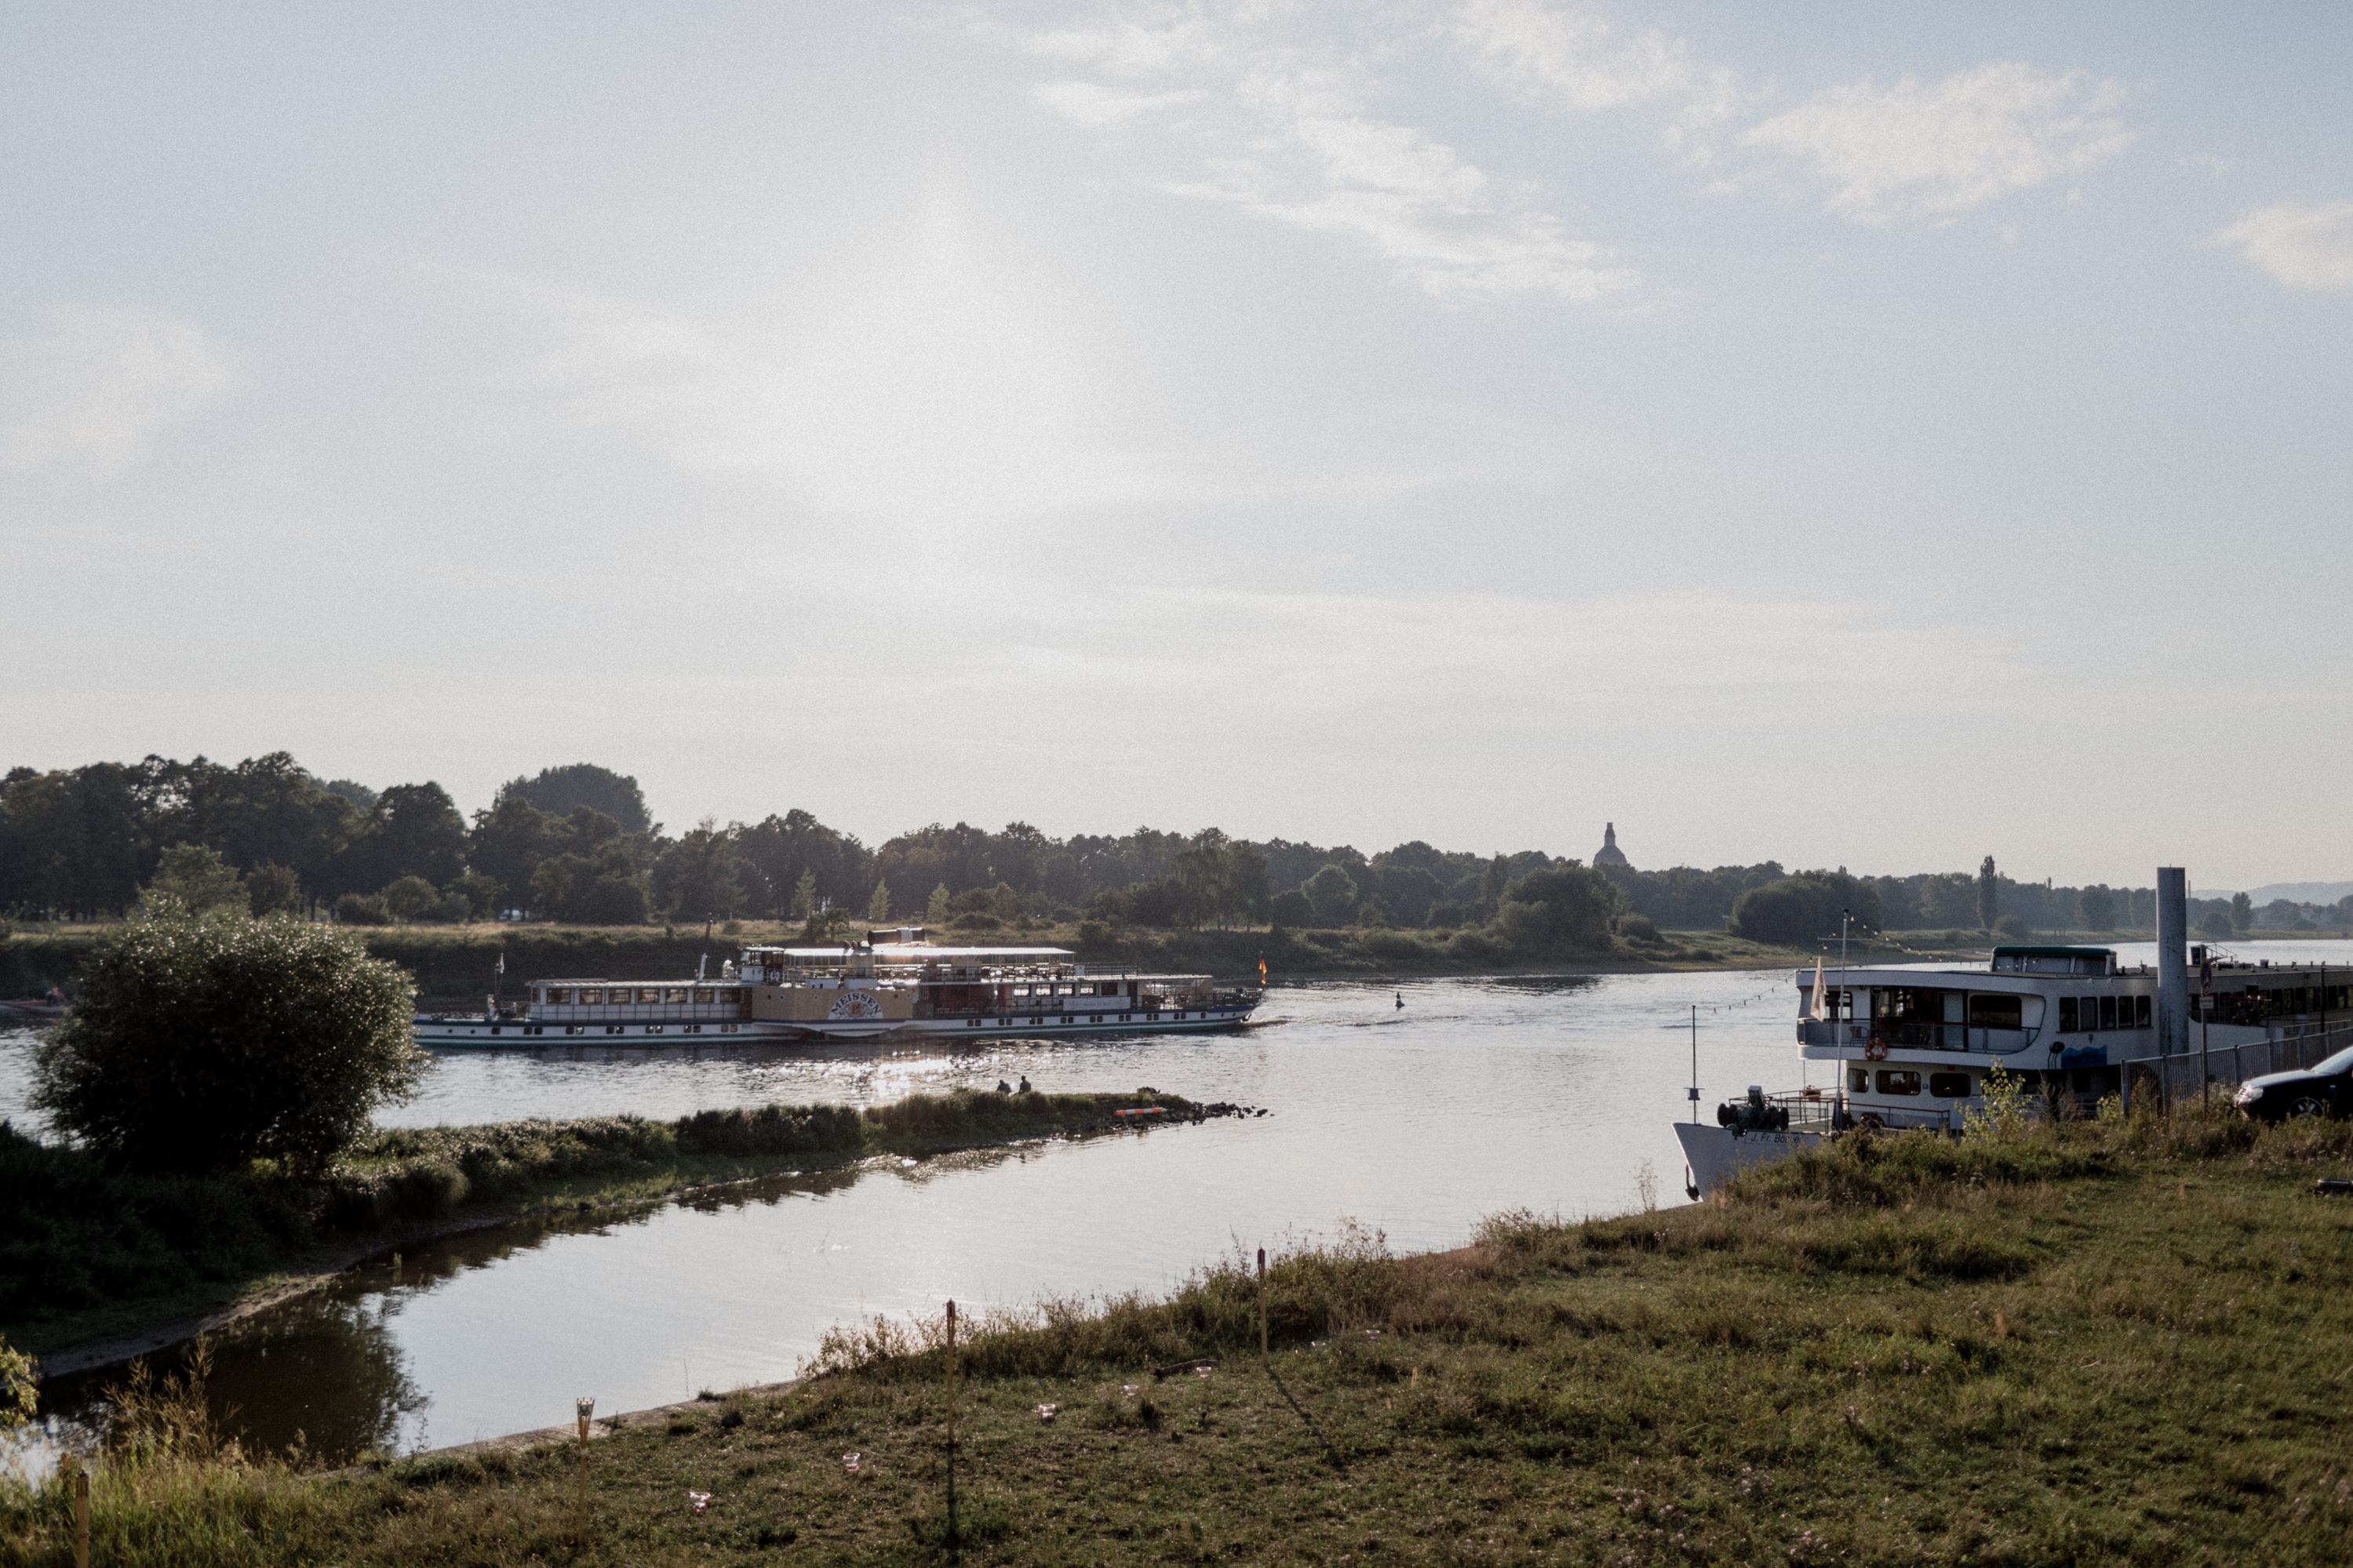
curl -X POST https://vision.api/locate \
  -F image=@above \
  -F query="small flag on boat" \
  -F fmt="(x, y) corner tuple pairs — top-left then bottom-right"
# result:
(1808, 959), (1828, 1021)
(496, 954), (504, 974)
(1258, 959), (1267, 984)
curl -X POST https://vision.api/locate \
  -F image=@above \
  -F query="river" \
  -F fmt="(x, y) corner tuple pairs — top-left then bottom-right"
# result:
(18, 944), (2322, 1464)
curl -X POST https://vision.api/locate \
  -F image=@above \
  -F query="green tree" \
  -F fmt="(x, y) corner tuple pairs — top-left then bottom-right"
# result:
(792, 869), (820, 919)
(2230, 892), (2253, 933)
(1479, 853), (1510, 914)
(33, 915), (422, 1173)
(926, 882), (952, 926)
(140, 842), (247, 915)
(245, 860), (302, 915)
(1495, 865), (1617, 952)
(381, 875), (443, 922)
(1977, 856), (1999, 930)
(1269, 889), (1313, 928)
(868, 880), (893, 922)
(661, 817), (745, 919)
(498, 763), (653, 834)
(1221, 841), (1272, 926)
(2077, 885), (2118, 931)
(1919, 873), (1976, 928)
(2197, 908), (2234, 940)
(1303, 864), (1359, 926)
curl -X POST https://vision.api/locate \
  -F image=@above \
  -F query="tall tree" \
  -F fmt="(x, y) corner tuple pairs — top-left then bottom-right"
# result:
(499, 764), (654, 835)
(1977, 855), (1999, 930)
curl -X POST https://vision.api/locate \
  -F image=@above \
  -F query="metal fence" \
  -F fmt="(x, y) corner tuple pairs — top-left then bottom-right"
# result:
(2122, 1022), (2353, 1110)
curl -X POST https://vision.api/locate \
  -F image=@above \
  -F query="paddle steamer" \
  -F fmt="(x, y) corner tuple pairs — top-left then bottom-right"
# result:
(413, 926), (1259, 1047)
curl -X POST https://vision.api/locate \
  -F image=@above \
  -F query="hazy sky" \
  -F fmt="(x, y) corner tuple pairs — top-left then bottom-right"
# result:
(6, 2), (2349, 889)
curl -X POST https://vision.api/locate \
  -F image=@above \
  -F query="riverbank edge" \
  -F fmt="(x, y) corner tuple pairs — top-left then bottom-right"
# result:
(23, 1099), (1240, 1378)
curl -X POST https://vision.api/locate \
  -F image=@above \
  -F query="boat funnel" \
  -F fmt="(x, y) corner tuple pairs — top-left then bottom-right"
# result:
(2155, 868), (2188, 1057)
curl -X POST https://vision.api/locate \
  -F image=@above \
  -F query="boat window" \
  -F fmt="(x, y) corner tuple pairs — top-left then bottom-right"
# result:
(546, 988), (570, 1004)
(2098, 995), (2117, 1031)
(1928, 1071), (1972, 1099)
(579, 988), (602, 1004)
(665, 988), (689, 1004)
(2059, 998), (2078, 1031)
(1848, 1068), (1868, 1092)
(1969, 994), (2024, 1031)
(2133, 995), (2151, 1028)
(1875, 1070), (1921, 1096)
(1940, 991), (1965, 1024)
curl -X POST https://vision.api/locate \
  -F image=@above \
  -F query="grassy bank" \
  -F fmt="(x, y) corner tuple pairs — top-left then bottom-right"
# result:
(2, 1089), (1230, 1362)
(9, 1104), (2351, 1564)
(4, 921), (1941, 1001)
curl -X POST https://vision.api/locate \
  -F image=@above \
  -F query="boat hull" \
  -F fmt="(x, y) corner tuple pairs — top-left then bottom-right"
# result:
(414, 1003), (1258, 1049)
(1673, 1122), (1825, 1199)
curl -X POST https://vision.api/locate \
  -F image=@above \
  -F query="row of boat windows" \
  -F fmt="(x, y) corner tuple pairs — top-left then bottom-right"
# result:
(2056, 995), (2153, 1032)
(468, 1023), (745, 1036)
(1805, 990), (2027, 1029)
(2195, 984), (2351, 1023)
(535, 987), (745, 1005)
(963, 1010), (1207, 1027)
(1848, 1068), (1976, 1098)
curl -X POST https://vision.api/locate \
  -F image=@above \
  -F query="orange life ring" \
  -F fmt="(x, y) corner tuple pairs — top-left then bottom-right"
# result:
(1863, 1037), (1889, 1061)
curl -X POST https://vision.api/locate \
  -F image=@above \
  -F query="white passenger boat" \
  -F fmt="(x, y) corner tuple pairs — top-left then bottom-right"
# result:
(413, 927), (1262, 1047)
(1674, 916), (2352, 1197)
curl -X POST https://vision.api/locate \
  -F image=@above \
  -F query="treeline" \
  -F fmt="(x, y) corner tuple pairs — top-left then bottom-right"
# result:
(2, 751), (2338, 944)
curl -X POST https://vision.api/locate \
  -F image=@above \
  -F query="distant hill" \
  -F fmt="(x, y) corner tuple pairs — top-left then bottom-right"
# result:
(2201, 882), (2353, 907)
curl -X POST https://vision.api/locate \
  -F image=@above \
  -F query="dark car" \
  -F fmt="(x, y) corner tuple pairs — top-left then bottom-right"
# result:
(2235, 1045), (2353, 1122)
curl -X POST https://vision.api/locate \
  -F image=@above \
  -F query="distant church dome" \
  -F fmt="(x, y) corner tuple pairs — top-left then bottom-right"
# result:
(1593, 822), (1630, 868)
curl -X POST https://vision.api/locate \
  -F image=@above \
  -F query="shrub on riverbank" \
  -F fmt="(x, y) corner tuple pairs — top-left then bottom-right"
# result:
(32, 915), (421, 1173)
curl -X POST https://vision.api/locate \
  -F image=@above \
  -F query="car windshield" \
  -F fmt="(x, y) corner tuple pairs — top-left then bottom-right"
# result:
(2313, 1045), (2353, 1077)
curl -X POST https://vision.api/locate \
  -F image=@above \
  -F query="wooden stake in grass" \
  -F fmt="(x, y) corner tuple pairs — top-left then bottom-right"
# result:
(1258, 1248), (1269, 1370)
(575, 1396), (594, 1544)
(64, 1453), (88, 1568)
(945, 1299), (958, 1553)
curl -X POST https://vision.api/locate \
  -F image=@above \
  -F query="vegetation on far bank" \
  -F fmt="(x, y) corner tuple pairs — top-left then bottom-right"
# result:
(3, 918), (1981, 1004)
(7, 1099), (2351, 1564)
(2, 1087), (1225, 1362)
(9, 752), (2324, 982)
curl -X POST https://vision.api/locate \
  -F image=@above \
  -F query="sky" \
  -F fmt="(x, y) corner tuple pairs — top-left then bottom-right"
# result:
(4, 2), (2349, 890)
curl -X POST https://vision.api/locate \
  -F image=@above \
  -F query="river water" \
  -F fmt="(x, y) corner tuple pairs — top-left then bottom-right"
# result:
(15, 943), (2334, 1464)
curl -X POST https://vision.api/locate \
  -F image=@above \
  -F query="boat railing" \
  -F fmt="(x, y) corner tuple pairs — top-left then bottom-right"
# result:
(2122, 1020), (2353, 1110)
(1762, 1088), (1844, 1132)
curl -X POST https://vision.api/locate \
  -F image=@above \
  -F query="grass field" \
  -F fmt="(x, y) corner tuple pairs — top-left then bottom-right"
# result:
(7, 1100), (2350, 1565)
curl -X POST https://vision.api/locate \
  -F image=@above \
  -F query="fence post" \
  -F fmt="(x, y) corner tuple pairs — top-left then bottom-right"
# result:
(1258, 1248), (1268, 1370)
(575, 1396), (594, 1544)
(64, 1453), (88, 1568)
(945, 1299), (958, 1552)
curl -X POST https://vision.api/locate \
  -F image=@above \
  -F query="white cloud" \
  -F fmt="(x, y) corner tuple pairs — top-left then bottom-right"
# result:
(1033, 79), (1205, 125)
(1740, 62), (2133, 224)
(1448, 0), (1739, 161)
(1173, 65), (1634, 301)
(1000, 3), (1633, 303)
(2213, 202), (2353, 293)
(0, 304), (235, 477)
